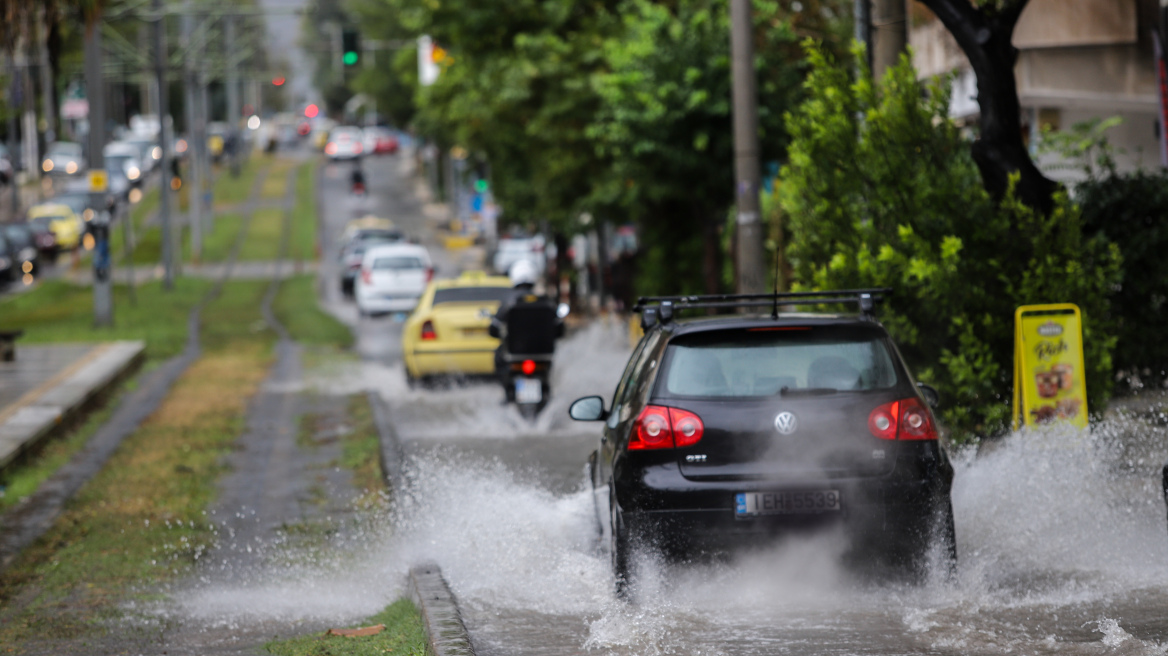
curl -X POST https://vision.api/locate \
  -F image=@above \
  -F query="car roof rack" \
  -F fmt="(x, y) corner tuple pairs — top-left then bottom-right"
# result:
(634, 289), (891, 330)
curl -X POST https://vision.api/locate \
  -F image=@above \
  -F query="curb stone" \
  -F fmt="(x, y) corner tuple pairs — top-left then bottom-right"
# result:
(368, 390), (405, 493)
(410, 563), (477, 656)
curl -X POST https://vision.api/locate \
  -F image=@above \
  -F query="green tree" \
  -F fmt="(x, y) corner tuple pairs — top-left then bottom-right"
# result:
(782, 42), (1120, 439)
(588, 0), (846, 295)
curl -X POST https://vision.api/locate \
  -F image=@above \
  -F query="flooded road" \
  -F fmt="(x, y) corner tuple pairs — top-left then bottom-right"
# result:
(155, 151), (1168, 656)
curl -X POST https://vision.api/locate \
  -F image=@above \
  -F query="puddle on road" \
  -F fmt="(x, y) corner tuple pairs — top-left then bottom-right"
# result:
(158, 320), (1168, 655)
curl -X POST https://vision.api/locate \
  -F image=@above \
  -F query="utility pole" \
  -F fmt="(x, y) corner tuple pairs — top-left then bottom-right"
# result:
(154, 0), (174, 290)
(729, 0), (765, 294)
(225, 14), (241, 178)
(38, 7), (57, 146)
(855, 0), (873, 72)
(181, 2), (202, 262)
(85, 16), (112, 326)
(872, 0), (906, 80)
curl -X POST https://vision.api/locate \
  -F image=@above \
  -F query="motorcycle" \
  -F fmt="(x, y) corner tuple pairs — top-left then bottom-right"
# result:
(491, 299), (569, 420)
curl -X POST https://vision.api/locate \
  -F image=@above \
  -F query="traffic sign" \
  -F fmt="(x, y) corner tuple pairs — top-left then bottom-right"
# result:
(89, 169), (108, 193)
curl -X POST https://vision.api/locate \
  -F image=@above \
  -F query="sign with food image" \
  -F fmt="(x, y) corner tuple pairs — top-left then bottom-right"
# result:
(1012, 304), (1088, 430)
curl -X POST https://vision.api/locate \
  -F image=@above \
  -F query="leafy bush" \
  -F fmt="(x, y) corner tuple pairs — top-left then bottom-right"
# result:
(780, 42), (1121, 439)
(1077, 170), (1168, 389)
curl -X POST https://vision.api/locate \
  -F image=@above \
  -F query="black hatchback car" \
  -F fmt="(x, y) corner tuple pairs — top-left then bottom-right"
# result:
(569, 290), (955, 591)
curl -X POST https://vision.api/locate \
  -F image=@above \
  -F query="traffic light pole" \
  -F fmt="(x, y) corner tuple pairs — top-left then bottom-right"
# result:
(85, 15), (113, 326)
(225, 14), (241, 178)
(182, 2), (203, 261)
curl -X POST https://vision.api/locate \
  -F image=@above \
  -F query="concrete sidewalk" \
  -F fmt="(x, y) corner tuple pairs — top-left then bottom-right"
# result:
(0, 341), (145, 470)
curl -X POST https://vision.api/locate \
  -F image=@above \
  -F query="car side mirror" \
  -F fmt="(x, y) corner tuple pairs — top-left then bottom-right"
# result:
(488, 323), (500, 339)
(569, 396), (607, 421)
(917, 382), (940, 409)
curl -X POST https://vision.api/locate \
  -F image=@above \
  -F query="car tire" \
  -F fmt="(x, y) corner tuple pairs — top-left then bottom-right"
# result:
(405, 369), (419, 390)
(899, 497), (957, 583)
(611, 498), (633, 599)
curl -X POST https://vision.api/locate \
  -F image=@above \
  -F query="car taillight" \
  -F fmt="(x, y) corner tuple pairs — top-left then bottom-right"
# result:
(325, 143), (337, 155)
(868, 397), (938, 440)
(421, 320), (437, 340)
(425, 267), (434, 282)
(631, 406), (673, 450)
(669, 407), (705, 447)
(521, 359), (536, 375)
(360, 267), (372, 285)
(355, 144), (363, 154)
(630, 405), (704, 451)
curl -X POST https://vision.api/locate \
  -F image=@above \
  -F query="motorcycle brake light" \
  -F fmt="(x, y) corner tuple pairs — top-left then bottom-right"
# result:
(521, 359), (536, 375)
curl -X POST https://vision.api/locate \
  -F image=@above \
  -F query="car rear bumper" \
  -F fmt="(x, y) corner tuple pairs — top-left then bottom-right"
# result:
(614, 459), (950, 552)
(408, 349), (496, 376)
(358, 295), (420, 313)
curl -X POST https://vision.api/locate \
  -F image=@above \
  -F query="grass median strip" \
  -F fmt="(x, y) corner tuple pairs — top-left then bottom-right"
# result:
(261, 157), (296, 200)
(289, 161), (318, 262)
(189, 211), (245, 263)
(264, 598), (427, 656)
(275, 274), (353, 348)
(0, 280), (275, 647)
(0, 278), (213, 360)
(238, 208), (285, 261)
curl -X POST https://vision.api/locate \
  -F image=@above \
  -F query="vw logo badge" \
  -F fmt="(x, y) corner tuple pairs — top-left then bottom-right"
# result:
(774, 411), (797, 435)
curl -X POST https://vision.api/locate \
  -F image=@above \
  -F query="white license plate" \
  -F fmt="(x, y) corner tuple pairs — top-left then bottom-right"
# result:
(515, 377), (542, 404)
(735, 490), (841, 516)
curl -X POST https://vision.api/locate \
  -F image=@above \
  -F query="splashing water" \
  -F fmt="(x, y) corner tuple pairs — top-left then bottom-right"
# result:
(160, 320), (1168, 655)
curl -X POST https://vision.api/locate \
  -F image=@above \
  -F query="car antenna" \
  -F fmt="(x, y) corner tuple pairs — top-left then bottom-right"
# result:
(771, 247), (781, 320)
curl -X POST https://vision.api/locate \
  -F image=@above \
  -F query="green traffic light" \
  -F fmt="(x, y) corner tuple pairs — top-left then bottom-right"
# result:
(343, 51), (359, 65)
(474, 179), (489, 193)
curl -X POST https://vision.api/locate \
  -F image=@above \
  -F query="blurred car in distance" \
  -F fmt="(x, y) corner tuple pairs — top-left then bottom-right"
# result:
(355, 243), (433, 316)
(492, 235), (546, 276)
(42, 141), (85, 176)
(28, 202), (84, 250)
(0, 230), (15, 282)
(2, 223), (41, 276)
(325, 126), (364, 161)
(402, 271), (513, 385)
(0, 144), (13, 184)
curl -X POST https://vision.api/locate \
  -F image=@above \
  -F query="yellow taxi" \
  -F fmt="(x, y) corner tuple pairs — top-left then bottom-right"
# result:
(402, 271), (513, 385)
(27, 203), (83, 250)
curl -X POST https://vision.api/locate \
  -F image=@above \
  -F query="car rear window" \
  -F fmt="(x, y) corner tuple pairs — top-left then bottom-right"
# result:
(372, 255), (425, 270)
(661, 326), (899, 398)
(433, 287), (511, 305)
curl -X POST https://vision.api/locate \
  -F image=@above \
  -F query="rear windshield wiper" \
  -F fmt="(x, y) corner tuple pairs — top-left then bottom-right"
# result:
(780, 386), (838, 397)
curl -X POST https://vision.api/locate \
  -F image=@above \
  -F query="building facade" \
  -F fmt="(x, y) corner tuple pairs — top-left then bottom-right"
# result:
(909, 0), (1162, 183)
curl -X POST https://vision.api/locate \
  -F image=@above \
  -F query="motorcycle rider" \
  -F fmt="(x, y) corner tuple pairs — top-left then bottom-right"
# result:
(351, 163), (366, 195)
(490, 259), (563, 398)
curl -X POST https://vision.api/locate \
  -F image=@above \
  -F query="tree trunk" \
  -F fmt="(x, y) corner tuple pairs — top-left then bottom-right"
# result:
(920, 0), (1057, 215)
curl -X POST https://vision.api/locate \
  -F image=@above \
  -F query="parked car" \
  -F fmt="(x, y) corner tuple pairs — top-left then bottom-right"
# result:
(2, 223), (40, 276)
(42, 141), (85, 177)
(354, 243), (433, 316)
(325, 126), (365, 161)
(401, 271), (513, 385)
(492, 236), (546, 277)
(27, 203), (84, 250)
(568, 290), (955, 595)
(362, 127), (399, 155)
(0, 231), (15, 282)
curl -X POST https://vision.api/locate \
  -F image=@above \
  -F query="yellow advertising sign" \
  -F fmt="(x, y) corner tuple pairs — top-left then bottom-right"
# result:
(1012, 304), (1088, 430)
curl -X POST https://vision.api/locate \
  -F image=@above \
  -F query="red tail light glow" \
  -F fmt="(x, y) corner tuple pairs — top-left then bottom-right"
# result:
(421, 320), (437, 340)
(360, 267), (372, 285)
(630, 405), (705, 450)
(425, 267), (434, 282)
(868, 397), (938, 440)
(521, 359), (536, 375)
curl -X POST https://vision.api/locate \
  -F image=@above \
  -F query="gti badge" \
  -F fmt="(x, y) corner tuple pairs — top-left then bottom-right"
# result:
(774, 411), (798, 435)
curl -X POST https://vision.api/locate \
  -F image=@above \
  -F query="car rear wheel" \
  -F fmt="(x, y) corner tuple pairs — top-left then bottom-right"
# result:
(611, 500), (633, 598)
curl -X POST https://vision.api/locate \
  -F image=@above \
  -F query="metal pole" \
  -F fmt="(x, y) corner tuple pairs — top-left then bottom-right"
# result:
(38, 7), (57, 146)
(154, 0), (174, 290)
(225, 14), (240, 177)
(854, 0), (872, 73)
(730, 0), (765, 294)
(85, 18), (112, 325)
(7, 55), (18, 218)
(182, 2), (202, 262)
